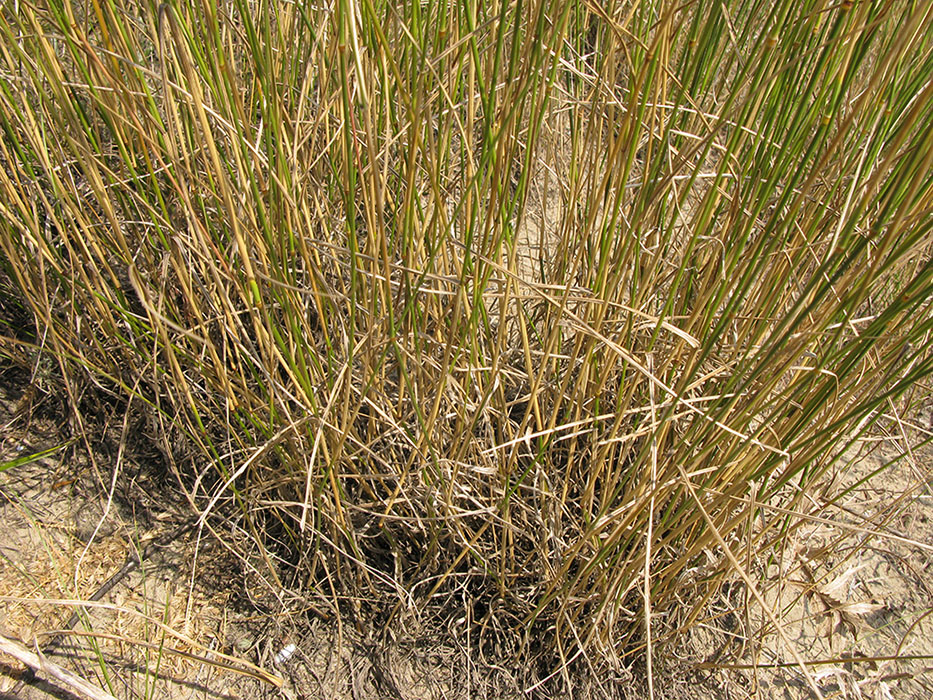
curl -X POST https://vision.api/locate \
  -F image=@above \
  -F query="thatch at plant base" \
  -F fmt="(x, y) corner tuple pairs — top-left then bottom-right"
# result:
(1, 0), (932, 696)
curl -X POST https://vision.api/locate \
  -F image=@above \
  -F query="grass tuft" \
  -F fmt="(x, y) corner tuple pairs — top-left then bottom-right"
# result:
(1, 0), (932, 693)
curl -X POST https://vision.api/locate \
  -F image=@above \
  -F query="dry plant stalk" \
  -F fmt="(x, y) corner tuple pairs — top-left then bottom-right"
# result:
(0, 632), (118, 700)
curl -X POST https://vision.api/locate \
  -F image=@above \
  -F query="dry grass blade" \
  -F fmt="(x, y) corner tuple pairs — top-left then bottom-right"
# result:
(0, 595), (284, 688)
(0, 632), (119, 700)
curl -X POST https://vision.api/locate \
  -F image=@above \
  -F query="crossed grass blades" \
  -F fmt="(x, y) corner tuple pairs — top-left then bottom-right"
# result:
(1, 0), (932, 695)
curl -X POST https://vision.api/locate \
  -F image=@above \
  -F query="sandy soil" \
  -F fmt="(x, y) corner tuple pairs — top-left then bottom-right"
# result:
(689, 409), (933, 700)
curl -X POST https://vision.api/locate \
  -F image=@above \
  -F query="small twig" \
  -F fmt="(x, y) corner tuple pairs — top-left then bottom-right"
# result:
(0, 632), (118, 700)
(9, 517), (198, 695)
(58, 518), (197, 651)
(46, 629), (284, 688)
(0, 598), (283, 689)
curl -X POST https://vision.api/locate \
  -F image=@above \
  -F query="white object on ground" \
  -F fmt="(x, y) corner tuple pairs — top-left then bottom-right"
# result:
(274, 642), (297, 665)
